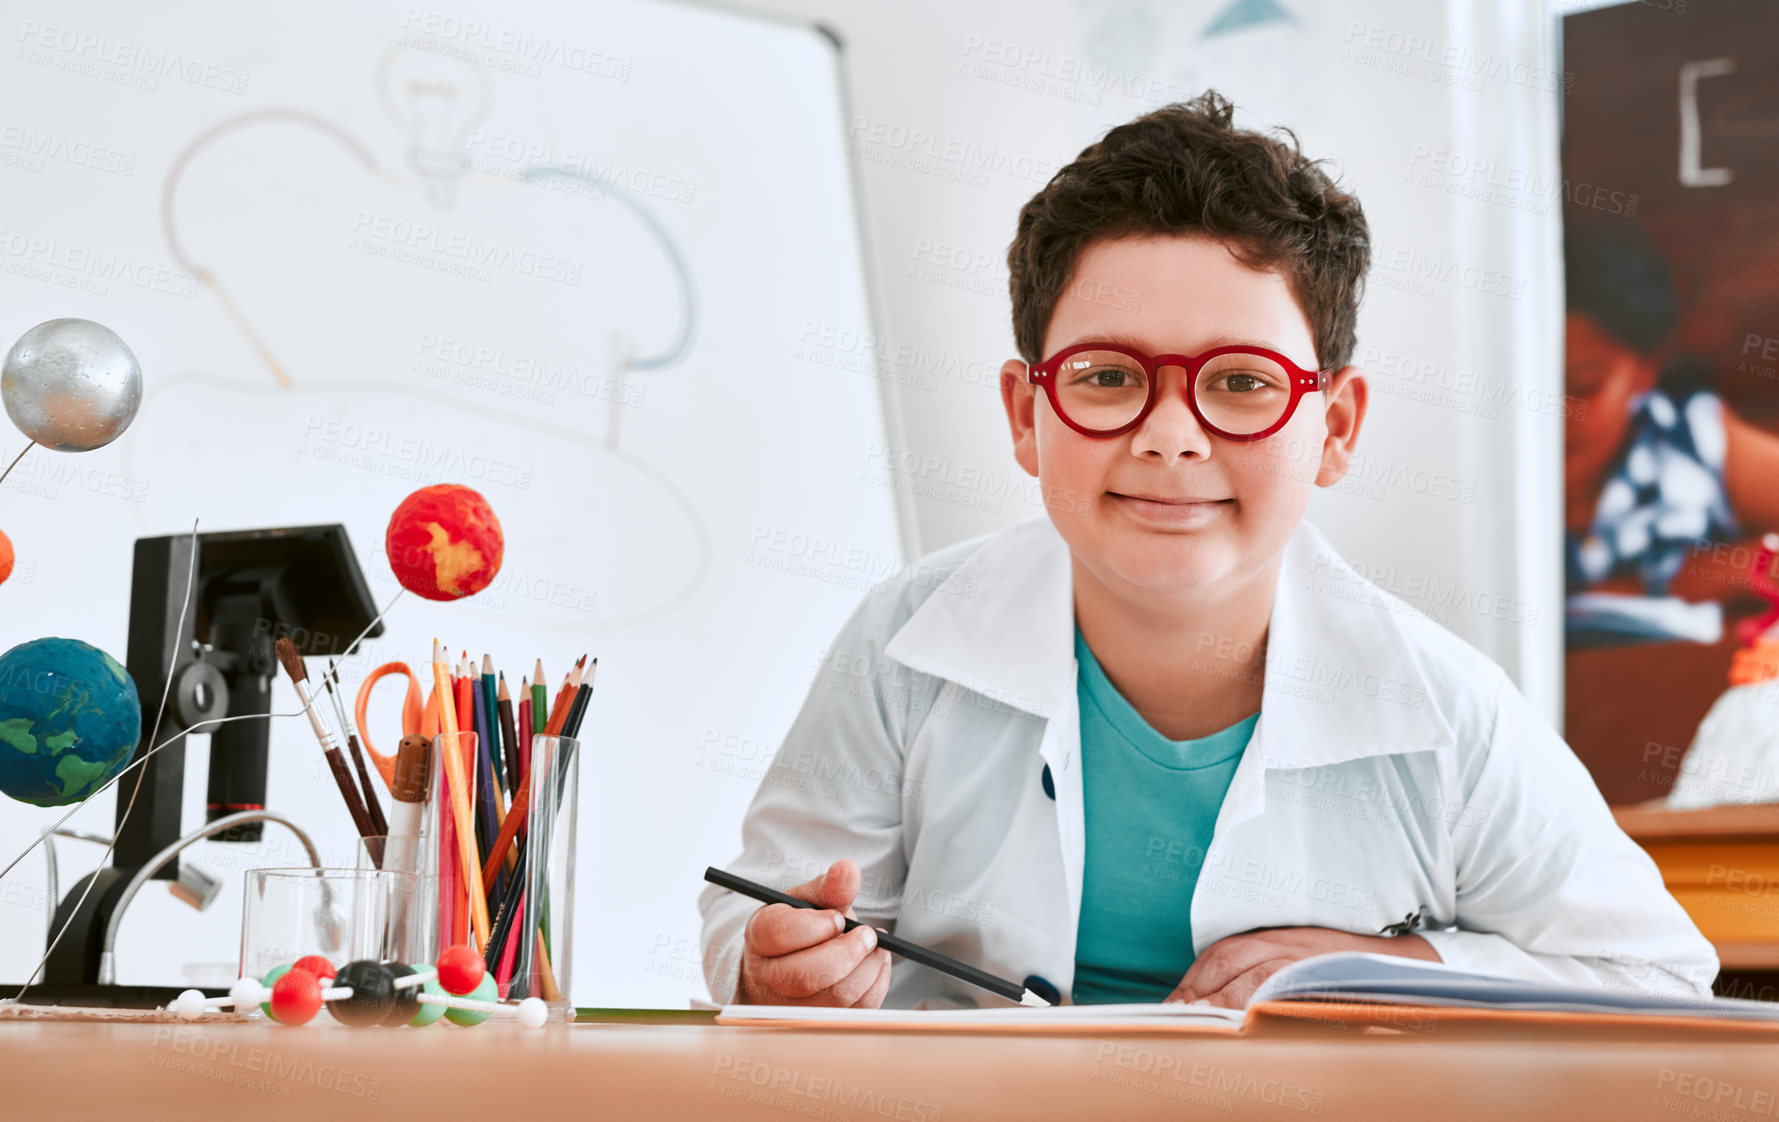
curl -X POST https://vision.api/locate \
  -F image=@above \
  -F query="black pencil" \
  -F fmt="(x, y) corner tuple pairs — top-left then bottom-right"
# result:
(561, 658), (596, 739)
(703, 867), (1051, 1007)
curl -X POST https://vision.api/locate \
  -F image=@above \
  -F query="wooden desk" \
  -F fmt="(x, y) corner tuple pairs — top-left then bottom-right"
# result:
(8, 1017), (1779, 1121)
(1614, 801), (1779, 970)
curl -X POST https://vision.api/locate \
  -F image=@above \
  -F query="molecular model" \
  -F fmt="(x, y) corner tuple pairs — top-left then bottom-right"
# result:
(170, 945), (549, 1029)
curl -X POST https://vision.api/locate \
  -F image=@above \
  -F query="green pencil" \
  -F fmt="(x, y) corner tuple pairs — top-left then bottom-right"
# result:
(532, 659), (548, 738)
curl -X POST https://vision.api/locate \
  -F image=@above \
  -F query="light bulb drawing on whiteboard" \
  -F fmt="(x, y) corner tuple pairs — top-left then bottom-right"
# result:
(138, 43), (710, 630)
(375, 44), (493, 209)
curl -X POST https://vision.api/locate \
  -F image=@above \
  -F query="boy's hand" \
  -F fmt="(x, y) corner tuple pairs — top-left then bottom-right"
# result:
(1164, 926), (1441, 1008)
(735, 859), (893, 1007)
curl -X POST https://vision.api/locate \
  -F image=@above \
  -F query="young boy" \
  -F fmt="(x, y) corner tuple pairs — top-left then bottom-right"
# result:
(698, 91), (1716, 1009)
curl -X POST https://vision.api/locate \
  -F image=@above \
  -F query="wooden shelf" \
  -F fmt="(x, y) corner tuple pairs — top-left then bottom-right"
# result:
(1716, 943), (1779, 971)
(1613, 800), (1779, 842)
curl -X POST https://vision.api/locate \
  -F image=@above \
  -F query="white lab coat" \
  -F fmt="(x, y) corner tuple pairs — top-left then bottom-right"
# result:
(698, 515), (1718, 1007)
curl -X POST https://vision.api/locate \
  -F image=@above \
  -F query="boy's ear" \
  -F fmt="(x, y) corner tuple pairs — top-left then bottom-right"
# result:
(1001, 358), (1041, 476)
(1315, 366), (1367, 488)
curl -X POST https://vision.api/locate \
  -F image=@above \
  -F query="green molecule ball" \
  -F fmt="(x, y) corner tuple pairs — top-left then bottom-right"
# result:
(408, 963), (447, 1027)
(260, 964), (291, 1018)
(0, 637), (141, 807)
(445, 972), (497, 1026)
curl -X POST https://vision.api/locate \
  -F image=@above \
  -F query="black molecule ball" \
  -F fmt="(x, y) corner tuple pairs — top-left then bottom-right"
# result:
(328, 960), (398, 1027)
(384, 962), (421, 1026)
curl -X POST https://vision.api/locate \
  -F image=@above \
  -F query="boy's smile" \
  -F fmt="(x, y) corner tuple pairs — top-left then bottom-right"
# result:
(1001, 233), (1368, 611)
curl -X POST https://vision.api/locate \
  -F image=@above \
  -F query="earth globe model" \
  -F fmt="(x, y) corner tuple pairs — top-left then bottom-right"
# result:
(0, 637), (142, 807)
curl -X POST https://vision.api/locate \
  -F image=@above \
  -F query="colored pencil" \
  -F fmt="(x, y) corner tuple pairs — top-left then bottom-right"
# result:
(494, 889), (523, 999)
(502, 661), (592, 984)
(471, 657), (497, 850)
(482, 655), (504, 793)
(431, 639), (490, 947)
(561, 658), (597, 739)
(478, 660), (585, 890)
(497, 673), (521, 800)
(516, 681), (532, 795)
(531, 661), (547, 739)
(705, 867), (1052, 1007)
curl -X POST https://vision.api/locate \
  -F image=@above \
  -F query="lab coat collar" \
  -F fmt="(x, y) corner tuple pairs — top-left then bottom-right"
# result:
(882, 514), (1457, 773)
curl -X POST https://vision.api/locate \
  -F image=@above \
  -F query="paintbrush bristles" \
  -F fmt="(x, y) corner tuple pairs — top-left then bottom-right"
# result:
(272, 637), (308, 684)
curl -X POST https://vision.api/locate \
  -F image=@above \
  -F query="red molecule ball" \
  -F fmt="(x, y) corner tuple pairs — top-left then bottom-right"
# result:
(384, 484), (504, 601)
(293, 954), (337, 982)
(436, 944), (485, 996)
(269, 968), (323, 1026)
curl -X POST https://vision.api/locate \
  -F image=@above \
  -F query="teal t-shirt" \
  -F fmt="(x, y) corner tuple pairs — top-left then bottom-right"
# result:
(1071, 625), (1258, 1004)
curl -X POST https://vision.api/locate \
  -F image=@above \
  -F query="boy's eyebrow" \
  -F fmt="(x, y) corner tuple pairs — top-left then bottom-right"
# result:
(1064, 331), (1277, 353)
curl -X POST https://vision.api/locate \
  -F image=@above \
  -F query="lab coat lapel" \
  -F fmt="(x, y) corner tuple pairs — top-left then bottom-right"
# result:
(884, 516), (1084, 937)
(1215, 520), (1459, 834)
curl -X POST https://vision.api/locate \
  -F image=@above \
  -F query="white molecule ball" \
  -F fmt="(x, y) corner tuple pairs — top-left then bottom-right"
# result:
(229, 977), (264, 1012)
(516, 997), (549, 1029)
(173, 988), (208, 1020)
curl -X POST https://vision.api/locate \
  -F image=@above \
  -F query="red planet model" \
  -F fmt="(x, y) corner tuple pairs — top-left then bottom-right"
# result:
(385, 484), (504, 600)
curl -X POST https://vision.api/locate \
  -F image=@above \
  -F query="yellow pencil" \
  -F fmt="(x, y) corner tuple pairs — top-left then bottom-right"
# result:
(432, 637), (490, 947)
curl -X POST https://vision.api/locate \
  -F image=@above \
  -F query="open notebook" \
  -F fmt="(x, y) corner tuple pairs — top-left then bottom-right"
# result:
(716, 951), (1779, 1032)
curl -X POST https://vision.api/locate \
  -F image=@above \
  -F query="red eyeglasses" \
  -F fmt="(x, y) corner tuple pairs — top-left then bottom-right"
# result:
(1026, 341), (1332, 441)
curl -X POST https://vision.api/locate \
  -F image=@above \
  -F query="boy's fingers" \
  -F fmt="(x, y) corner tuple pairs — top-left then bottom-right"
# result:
(850, 949), (893, 1008)
(749, 923), (880, 1000)
(745, 902), (850, 958)
(823, 943), (891, 1007)
(1176, 935), (1276, 1003)
(784, 859), (862, 915)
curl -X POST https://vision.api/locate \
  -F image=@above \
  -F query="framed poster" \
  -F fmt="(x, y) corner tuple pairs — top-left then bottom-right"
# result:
(1560, 0), (1779, 805)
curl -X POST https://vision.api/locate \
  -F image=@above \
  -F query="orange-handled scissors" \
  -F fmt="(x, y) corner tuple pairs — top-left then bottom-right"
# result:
(354, 662), (444, 791)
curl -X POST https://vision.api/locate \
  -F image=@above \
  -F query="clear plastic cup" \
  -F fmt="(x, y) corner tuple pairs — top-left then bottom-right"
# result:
(239, 867), (420, 985)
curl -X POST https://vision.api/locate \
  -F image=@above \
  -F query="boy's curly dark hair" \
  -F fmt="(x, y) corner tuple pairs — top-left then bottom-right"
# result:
(1007, 90), (1370, 370)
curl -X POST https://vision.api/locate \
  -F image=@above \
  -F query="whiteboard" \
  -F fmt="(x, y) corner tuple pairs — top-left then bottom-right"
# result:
(0, 0), (905, 1007)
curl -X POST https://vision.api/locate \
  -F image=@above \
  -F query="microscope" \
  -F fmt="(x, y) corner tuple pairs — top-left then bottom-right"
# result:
(32, 524), (381, 1003)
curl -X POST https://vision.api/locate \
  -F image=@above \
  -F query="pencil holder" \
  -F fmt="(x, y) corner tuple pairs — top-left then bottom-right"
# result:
(239, 867), (418, 986)
(514, 733), (578, 1020)
(353, 835), (439, 966)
